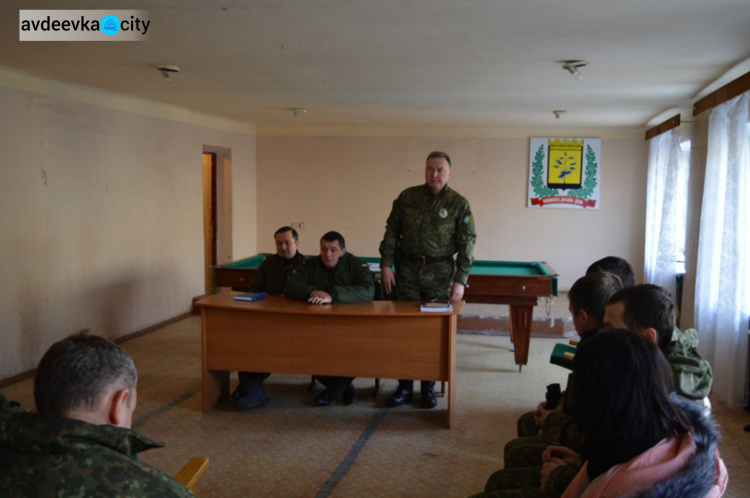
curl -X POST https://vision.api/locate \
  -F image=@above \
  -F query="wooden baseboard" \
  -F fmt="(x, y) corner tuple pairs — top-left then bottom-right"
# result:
(0, 310), (196, 388)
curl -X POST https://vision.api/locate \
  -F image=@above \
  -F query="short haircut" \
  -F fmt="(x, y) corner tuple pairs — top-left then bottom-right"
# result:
(573, 329), (689, 479)
(607, 284), (676, 353)
(568, 271), (623, 322)
(320, 231), (345, 249)
(586, 256), (635, 288)
(275, 226), (299, 241)
(426, 151), (451, 168)
(34, 331), (137, 416)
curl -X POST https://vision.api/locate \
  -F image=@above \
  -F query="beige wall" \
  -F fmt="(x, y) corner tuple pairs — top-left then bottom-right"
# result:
(0, 82), (256, 380)
(257, 136), (649, 290)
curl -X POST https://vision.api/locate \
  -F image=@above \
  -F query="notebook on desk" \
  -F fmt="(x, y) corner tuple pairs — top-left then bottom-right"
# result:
(233, 292), (268, 302)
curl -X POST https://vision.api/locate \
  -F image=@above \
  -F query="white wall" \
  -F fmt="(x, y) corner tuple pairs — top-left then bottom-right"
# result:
(256, 136), (648, 290)
(0, 80), (256, 380)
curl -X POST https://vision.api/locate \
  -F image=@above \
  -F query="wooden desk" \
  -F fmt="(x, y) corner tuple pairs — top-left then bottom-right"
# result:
(195, 292), (465, 428)
(212, 257), (557, 370)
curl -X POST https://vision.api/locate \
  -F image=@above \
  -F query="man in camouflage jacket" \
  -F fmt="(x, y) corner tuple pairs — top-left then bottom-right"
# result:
(0, 333), (193, 497)
(379, 151), (476, 409)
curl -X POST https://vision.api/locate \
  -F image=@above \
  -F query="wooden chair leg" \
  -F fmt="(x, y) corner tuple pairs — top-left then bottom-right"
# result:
(175, 456), (210, 493)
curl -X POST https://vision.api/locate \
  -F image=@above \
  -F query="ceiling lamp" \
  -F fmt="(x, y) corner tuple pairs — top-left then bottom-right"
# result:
(155, 64), (180, 83)
(562, 60), (588, 80)
(293, 108), (307, 117)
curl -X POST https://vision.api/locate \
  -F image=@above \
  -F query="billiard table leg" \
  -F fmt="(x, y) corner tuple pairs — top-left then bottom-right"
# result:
(509, 304), (533, 370)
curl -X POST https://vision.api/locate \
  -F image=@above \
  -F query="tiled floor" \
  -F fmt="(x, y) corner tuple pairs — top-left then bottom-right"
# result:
(2, 303), (749, 497)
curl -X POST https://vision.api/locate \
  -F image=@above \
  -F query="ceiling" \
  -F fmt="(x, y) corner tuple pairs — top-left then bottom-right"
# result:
(2, 0), (750, 135)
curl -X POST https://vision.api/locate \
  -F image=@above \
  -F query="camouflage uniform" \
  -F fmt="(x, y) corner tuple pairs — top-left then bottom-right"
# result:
(379, 183), (475, 397)
(379, 184), (476, 300)
(0, 394), (25, 444)
(0, 412), (194, 497)
(237, 251), (306, 393)
(284, 252), (375, 397)
(475, 463), (579, 498)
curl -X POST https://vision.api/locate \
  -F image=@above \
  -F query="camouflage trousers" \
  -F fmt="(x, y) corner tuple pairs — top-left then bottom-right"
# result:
(504, 435), (547, 468)
(395, 260), (453, 301)
(517, 411), (539, 438)
(472, 463), (578, 498)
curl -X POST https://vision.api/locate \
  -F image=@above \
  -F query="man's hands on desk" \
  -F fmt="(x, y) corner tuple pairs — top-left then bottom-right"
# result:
(381, 267), (465, 302)
(308, 290), (333, 304)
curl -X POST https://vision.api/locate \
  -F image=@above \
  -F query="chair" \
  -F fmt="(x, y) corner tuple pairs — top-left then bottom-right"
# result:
(175, 456), (210, 493)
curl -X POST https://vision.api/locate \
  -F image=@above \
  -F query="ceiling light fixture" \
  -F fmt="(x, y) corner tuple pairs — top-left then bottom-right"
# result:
(562, 60), (588, 80)
(155, 64), (180, 83)
(293, 108), (307, 117)
(553, 110), (566, 119)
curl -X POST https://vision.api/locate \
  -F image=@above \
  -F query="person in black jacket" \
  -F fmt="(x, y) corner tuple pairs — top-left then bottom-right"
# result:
(284, 231), (375, 406)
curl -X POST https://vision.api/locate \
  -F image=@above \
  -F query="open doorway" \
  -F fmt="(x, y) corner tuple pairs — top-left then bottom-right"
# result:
(202, 153), (217, 295)
(202, 147), (233, 294)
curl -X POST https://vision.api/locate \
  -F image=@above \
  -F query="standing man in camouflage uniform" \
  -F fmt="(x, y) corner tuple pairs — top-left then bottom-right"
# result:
(0, 332), (194, 497)
(379, 151), (476, 409)
(233, 226), (306, 411)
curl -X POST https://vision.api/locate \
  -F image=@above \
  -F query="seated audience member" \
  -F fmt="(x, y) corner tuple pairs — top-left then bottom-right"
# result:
(585, 255), (636, 288)
(284, 231), (374, 406)
(603, 284), (713, 402)
(559, 329), (727, 497)
(232, 226), (306, 411)
(0, 332), (194, 497)
(477, 272), (622, 497)
(515, 271), (623, 442)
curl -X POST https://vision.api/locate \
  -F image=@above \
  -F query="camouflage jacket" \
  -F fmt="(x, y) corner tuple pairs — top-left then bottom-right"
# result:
(0, 412), (194, 497)
(248, 251), (306, 295)
(284, 253), (374, 303)
(379, 184), (476, 285)
(668, 328), (713, 401)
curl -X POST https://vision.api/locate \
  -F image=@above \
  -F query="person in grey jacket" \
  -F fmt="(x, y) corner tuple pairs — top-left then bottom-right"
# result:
(284, 231), (374, 406)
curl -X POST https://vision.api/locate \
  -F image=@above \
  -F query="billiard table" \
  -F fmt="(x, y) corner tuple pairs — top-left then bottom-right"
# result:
(211, 256), (557, 369)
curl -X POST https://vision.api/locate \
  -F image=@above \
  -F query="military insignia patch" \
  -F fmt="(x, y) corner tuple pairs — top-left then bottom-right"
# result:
(439, 208), (448, 218)
(462, 215), (471, 224)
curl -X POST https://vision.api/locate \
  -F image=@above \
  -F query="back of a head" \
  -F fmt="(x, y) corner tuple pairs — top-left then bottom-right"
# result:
(568, 271), (623, 323)
(608, 284), (676, 353)
(586, 256), (635, 288)
(34, 332), (137, 416)
(573, 329), (689, 478)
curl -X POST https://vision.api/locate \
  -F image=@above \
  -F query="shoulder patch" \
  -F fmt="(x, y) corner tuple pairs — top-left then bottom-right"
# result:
(462, 215), (471, 224)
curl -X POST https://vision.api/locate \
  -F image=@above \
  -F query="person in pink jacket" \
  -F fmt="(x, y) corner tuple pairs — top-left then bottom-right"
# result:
(554, 329), (728, 498)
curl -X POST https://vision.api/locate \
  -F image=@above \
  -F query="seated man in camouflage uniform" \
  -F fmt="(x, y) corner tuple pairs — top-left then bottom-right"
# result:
(0, 332), (193, 497)
(284, 230), (375, 407)
(232, 226), (306, 411)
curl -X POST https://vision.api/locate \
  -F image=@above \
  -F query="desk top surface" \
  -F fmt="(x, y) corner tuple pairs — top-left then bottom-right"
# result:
(196, 291), (464, 316)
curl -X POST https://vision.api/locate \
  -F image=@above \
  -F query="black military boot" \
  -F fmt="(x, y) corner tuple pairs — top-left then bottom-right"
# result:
(420, 381), (437, 409)
(386, 380), (414, 407)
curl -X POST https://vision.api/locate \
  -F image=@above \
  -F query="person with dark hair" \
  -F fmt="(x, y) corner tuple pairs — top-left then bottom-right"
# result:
(604, 284), (713, 402)
(0, 332), (193, 497)
(379, 150), (477, 409)
(284, 231), (374, 406)
(233, 226), (307, 411)
(585, 256), (636, 288)
(557, 329), (727, 496)
(475, 272), (623, 497)
(515, 271), (623, 441)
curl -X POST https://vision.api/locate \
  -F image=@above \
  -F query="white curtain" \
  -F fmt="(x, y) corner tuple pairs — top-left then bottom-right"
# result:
(695, 92), (750, 407)
(645, 129), (687, 297)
